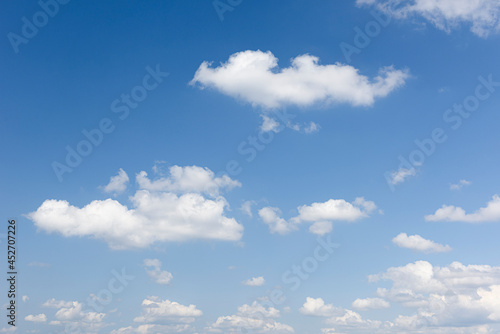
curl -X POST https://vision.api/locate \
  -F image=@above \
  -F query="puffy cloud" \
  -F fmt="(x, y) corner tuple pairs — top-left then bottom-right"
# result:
(357, 0), (500, 37)
(22, 295), (29, 302)
(46, 300), (105, 333)
(24, 314), (47, 322)
(101, 168), (129, 195)
(304, 121), (320, 134)
(27, 165), (243, 249)
(133, 297), (202, 323)
(136, 165), (241, 196)
(368, 261), (500, 329)
(259, 197), (377, 236)
(258, 207), (297, 235)
(392, 233), (452, 253)
(242, 276), (266, 287)
(144, 259), (173, 285)
(352, 298), (390, 310)
(425, 195), (500, 223)
(260, 115), (282, 133)
(206, 301), (293, 333)
(450, 179), (471, 191)
(191, 50), (408, 109)
(300, 298), (339, 317)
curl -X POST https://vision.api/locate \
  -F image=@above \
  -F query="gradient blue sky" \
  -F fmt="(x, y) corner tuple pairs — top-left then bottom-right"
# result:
(2, 1), (500, 333)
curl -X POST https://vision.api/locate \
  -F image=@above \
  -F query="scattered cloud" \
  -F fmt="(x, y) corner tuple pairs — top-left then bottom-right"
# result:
(300, 297), (339, 317)
(206, 301), (293, 333)
(143, 259), (173, 285)
(191, 50), (408, 109)
(101, 168), (129, 196)
(133, 296), (202, 323)
(259, 197), (377, 236)
(240, 200), (256, 217)
(242, 276), (265, 287)
(387, 167), (416, 186)
(24, 314), (47, 323)
(260, 115), (282, 133)
(392, 232), (452, 253)
(27, 165), (244, 249)
(304, 121), (320, 134)
(450, 179), (471, 191)
(352, 298), (390, 310)
(425, 194), (500, 223)
(357, 0), (500, 37)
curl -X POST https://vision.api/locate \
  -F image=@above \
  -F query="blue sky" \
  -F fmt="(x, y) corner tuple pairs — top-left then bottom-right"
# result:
(2, 0), (500, 333)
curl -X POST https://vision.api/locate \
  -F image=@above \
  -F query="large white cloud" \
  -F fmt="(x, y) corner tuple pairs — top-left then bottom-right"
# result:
(27, 165), (243, 249)
(392, 233), (452, 253)
(259, 197), (377, 236)
(425, 195), (500, 223)
(206, 301), (293, 333)
(133, 296), (202, 323)
(357, 0), (500, 37)
(191, 50), (408, 109)
(24, 314), (47, 322)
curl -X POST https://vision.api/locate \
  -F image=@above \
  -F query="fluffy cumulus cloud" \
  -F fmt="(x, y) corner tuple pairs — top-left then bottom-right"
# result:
(259, 197), (377, 236)
(43, 299), (106, 333)
(27, 165), (244, 249)
(242, 276), (266, 287)
(392, 233), (452, 253)
(357, 0), (500, 37)
(101, 168), (129, 195)
(367, 261), (500, 331)
(24, 314), (47, 322)
(206, 301), (293, 333)
(425, 195), (500, 223)
(191, 50), (408, 109)
(144, 259), (173, 285)
(133, 296), (202, 324)
(300, 297), (383, 331)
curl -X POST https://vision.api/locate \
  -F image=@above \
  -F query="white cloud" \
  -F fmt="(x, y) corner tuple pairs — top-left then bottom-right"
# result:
(43, 298), (74, 309)
(101, 168), (129, 195)
(27, 165), (243, 249)
(387, 167), (416, 185)
(357, 0), (500, 37)
(450, 179), (471, 191)
(392, 233), (452, 253)
(259, 197), (377, 236)
(136, 165), (241, 196)
(300, 297), (339, 317)
(191, 50), (408, 109)
(133, 296), (202, 323)
(22, 295), (29, 302)
(260, 115), (282, 133)
(110, 324), (191, 334)
(352, 298), (390, 310)
(258, 207), (298, 235)
(240, 200), (256, 217)
(425, 195), (500, 223)
(25, 314), (47, 322)
(144, 259), (173, 285)
(206, 301), (293, 333)
(368, 261), (500, 329)
(304, 121), (320, 134)
(242, 276), (266, 287)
